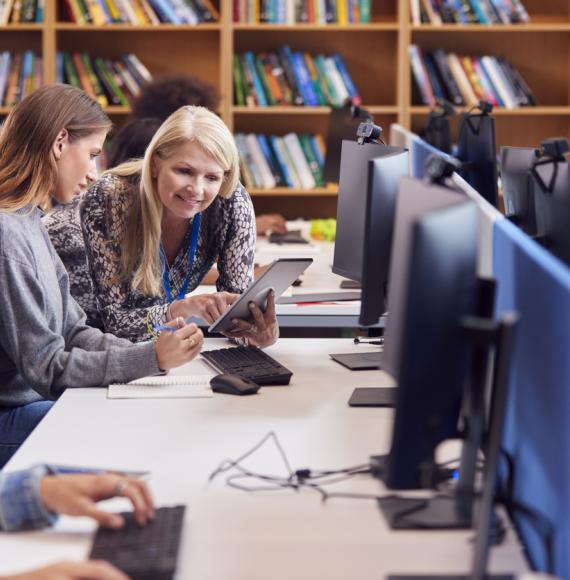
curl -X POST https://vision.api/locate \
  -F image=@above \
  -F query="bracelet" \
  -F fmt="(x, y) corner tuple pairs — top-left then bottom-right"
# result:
(146, 309), (159, 340)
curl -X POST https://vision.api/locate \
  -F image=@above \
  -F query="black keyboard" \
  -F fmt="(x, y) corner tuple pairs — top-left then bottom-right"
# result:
(90, 505), (185, 580)
(201, 346), (293, 385)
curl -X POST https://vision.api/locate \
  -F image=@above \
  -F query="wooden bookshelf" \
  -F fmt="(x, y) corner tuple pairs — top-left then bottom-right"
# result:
(0, 0), (569, 217)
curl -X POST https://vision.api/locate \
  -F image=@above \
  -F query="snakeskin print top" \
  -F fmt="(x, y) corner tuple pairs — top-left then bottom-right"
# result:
(80, 173), (256, 342)
(42, 198), (103, 329)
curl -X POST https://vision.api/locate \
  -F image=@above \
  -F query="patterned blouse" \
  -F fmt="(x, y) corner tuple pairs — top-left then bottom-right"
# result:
(42, 198), (103, 329)
(80, 173), (256, 342)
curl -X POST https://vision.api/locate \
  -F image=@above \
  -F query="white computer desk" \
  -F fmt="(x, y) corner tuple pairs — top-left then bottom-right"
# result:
(0, 339), (527, 579)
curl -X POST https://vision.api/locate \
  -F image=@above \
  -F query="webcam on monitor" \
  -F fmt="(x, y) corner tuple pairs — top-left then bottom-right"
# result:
(356, 120), (384, 145)
(540, 137), (569, 160)
(424, 154), (461, 184)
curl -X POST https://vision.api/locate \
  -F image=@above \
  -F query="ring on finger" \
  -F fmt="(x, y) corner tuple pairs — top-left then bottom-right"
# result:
(189, 337), (195, 348)
(114, 479), (129, 497)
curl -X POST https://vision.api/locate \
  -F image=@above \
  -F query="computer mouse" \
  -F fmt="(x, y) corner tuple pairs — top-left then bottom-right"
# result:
(210, 374), (260, 396)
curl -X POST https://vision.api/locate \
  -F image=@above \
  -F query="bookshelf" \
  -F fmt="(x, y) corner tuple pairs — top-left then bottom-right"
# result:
(0, 0), (569, 218)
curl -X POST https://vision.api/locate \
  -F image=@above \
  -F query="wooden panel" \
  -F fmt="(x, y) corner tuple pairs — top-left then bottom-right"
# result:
(233, 29), (398, 105)
(234, 112), (397, 138)
(524, 0), (570, 21)
(0, 30), (42, 52)
(252, 195), (338, 220)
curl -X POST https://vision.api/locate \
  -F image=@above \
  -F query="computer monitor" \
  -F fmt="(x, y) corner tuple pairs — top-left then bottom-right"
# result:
(410, 137), (452, 179)
(500, 146), (540, 235)
(322, 104), (372, 184)
(531, 156), (570, 266)
(456, 109), (499, 208)
(381, 178), (479, 489)
(359, 151), (410, 327)
(332, 140), (404, 282)
(423, 101), (455, 154)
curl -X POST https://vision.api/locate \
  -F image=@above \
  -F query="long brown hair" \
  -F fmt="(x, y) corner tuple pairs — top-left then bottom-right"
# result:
(0, 84), (111, 212)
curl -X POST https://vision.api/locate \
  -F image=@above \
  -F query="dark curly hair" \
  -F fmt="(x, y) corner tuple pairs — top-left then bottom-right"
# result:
(130, 75), (220, 121)
(106, 117), (163, 168)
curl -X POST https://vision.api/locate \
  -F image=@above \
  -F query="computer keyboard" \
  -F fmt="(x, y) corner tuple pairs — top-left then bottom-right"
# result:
(201, 346), (293, 385)
(89, 505), (185, 580)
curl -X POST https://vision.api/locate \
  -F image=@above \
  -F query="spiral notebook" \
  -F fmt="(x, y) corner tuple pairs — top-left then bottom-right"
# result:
(108, 375), (214, 399)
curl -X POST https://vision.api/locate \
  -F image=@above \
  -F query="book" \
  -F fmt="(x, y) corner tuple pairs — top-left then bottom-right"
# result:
(245, 133), (277, 188)
(283, 133), (316, 189)
(108, 375), (214, 399)
(409, 45), (436, 107)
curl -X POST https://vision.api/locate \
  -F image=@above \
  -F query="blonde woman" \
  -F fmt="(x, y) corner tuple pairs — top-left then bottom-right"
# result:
(0, 85), (203, 468)
(80, 106), (279, 347)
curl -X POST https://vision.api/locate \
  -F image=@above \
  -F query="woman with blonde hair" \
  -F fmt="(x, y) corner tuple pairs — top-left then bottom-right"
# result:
(0, 85), (204, 469)
(80, 105), (278, 347)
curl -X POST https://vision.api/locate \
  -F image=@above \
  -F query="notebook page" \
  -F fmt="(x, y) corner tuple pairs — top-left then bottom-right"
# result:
(108, 375), (214, 399)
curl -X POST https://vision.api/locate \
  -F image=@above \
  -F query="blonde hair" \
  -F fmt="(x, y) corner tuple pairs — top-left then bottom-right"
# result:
(109, 105), (240, 296)
(0, 84), (111, 212)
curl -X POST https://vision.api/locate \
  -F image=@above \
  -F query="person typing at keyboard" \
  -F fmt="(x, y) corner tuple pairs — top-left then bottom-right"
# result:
(0, 467), (154, 579)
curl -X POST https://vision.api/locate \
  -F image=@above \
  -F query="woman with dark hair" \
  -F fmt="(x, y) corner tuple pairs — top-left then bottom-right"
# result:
(0, 85), (203, 469)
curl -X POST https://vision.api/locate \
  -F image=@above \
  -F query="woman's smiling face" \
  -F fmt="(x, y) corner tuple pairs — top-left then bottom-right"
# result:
(152, 140), (225, 223)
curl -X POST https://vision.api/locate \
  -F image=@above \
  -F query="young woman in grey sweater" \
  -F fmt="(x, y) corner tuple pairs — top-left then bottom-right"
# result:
(0, 85), (204, 470)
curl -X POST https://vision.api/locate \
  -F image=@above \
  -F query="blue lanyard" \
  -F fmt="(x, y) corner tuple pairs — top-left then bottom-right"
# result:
(160, 213), (201, 303)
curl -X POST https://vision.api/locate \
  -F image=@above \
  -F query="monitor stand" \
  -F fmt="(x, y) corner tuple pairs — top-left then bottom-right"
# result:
(348, 387), (397, 407)
(329, 350), (383, 370)
(340, 279), (361, 289)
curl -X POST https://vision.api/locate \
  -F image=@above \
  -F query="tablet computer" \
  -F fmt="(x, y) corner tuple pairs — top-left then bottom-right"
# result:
(208, 258), (313, 334)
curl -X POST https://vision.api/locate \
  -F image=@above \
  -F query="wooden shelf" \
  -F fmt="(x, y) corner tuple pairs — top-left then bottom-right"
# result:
(104, 106), (132, 114)
(0, 24), (44, 31)
(2, 0), (569, 215)
(411, 23), (570, 32)
(410, 107), (570, 116)
(249, 186), (338, 197)
(233, 106), (398, 115)
(232, 23), (399, 31)
(55, 23), (222, 31)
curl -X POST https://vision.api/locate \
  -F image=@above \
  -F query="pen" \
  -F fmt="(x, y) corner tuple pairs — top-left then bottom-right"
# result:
(153, 324), (177, 332)
(47, 464), (150, 478)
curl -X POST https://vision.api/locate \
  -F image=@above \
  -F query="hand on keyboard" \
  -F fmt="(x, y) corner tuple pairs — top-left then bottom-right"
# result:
(90, 506), (186, 580)
(40, 473), (155, 529)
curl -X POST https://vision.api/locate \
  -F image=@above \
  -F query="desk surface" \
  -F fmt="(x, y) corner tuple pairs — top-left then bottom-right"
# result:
(1, 339), (527, 579)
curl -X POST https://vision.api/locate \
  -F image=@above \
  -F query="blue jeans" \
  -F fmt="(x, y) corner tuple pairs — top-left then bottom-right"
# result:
(0, 401), (54, 469)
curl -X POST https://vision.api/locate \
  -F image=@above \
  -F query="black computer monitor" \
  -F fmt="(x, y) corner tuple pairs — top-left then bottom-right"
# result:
(500, 146), (540, 235)
(531, 156), (570, 266)
(332, 140), (404, 282)
(359, 151), (410, 327)
(323, 104), (372, 184)
(456, 109), (498, 208)
(381, 178), (479, 490)
(423, 101), (455, 154)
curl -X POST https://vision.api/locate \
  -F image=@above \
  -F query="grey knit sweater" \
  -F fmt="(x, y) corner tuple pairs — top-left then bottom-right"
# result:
(0, 206), (160, 406)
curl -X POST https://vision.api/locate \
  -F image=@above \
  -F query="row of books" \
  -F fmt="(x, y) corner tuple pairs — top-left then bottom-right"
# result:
(410, 45), (536, 109)
(0, 0), (43, 23)
(233, 0), (371, 24)
(234, 46), (360, 108)
(0, 51), (43, 106)
(235, 132), (326, 190)
(61, 0), (219, 25)
(55, 52), (152, 107)
(410, 0), (530, 25)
